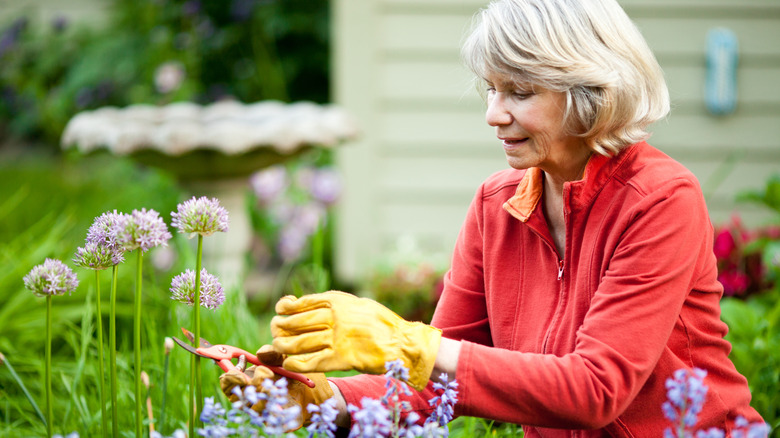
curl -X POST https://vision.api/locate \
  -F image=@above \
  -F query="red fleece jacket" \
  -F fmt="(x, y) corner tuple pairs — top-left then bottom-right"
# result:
(332, 142), (763, 437)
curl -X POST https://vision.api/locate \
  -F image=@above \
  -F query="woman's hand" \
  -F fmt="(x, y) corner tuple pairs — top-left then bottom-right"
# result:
(271, 291), (442, 391)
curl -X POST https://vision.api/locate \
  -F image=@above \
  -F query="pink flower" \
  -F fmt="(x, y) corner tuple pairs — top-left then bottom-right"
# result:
(718, 269), (749, 296)
(713, 228), (736, 260)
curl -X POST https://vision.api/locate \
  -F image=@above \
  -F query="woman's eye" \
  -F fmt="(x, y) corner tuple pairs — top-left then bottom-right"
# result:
(513, 91), (532, 99)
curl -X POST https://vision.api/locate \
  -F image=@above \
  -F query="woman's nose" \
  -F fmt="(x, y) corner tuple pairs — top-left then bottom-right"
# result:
(485, 94), (512, 127)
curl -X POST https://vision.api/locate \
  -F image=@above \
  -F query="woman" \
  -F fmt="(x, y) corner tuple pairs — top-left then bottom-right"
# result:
(225, 0), (765, 435)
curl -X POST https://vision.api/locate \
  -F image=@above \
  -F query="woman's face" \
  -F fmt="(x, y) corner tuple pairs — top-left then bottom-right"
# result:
(484, 72), (586, 179)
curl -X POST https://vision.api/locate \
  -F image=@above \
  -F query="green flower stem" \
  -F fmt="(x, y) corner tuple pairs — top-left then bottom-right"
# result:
(95, 270), (108, 438)
(189, 354), (195, 438)
(134, 250), (143, 438)
(160, 349), (170, 435)
(194, 235), (204, 425)
(0, 353), (46, 426)
(45, 295), (52, 438)
(109, 265), (119, 438)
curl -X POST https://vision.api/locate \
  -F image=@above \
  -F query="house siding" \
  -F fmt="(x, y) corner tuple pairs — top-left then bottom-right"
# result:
(333, 0), (780, 281)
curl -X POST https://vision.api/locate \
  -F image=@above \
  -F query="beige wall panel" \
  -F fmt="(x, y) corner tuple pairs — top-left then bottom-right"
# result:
(636, 18), (780, 58)
(665, 65), (780, 107)
(375, 155), (508, 195)
(380, 110), (494, 145)
(380, 61), (478, 102)
(336, 0), (780, 282)
(376, 201), (472, 251)
(650, 114), (780, 150)
(381, 14), (475, 53)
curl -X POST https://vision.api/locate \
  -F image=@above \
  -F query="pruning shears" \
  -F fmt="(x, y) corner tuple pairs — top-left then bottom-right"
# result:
(172, 327), (315, 388)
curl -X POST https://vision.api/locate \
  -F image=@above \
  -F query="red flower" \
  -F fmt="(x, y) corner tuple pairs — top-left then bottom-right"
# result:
(718, 268), (750, 296)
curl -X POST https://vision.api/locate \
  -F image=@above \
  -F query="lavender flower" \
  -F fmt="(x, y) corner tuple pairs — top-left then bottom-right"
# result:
(171, 196), (229, 237)
(23, 258), (79, 297)
(732, 416), (771, 438)
(200, 396), (227, 425)
(114, 208), (172, 252)
(307, 397), (339, 438)
(73, 241), (124, 270)
(170, 269), (225, 310)
(258, 378), (302, 435)
(426, 373), (458, 428)
(663, 368), (709, 438)
(696, 428), (725, 438)
(348, 397), (393, 438)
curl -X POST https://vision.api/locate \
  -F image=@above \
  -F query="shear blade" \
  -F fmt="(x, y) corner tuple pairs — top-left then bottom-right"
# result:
(180, 327), (213, 348)
(172, 336), (209, 358)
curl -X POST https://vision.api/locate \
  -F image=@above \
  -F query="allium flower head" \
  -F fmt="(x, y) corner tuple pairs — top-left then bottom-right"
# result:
(171, 196), (229, 237)
(114, 208), (172, 252)
(305, 167), (342, 206)
(24, 258), (79, 297)
(86, 210), (124, 250)
(73, 241), (124, 270)
(250, 165), (288, 204)
(170, 269), (225, 310)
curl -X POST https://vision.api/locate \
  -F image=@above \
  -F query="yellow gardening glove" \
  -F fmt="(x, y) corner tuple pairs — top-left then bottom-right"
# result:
(218, 346), (333, 429)
(271, 290), (442, 391)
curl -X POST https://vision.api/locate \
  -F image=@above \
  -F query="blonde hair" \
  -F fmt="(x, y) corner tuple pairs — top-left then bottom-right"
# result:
(462, 0), (670, 156)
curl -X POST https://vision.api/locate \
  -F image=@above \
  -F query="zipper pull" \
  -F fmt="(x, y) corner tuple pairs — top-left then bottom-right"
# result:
(557, 260), (564, 281)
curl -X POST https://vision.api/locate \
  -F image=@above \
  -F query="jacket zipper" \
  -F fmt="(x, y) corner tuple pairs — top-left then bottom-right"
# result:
(557, 259), (564, 281)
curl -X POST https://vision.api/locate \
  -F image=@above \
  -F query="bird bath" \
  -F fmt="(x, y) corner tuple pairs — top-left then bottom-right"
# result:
(61, 99), (358, 290)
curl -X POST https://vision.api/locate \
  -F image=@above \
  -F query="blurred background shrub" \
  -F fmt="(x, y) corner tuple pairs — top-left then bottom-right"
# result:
(0, 0), (330, 147)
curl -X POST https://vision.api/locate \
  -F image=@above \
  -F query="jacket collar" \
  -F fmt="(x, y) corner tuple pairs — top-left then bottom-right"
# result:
(502, 142), (643, 222)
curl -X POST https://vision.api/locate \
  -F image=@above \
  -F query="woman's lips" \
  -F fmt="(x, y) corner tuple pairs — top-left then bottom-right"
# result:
(501, 138), (528, 149)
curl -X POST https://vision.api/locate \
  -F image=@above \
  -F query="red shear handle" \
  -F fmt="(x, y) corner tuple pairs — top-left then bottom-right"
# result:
(246, 356), (316, 388)
(196, 345), (316, 388)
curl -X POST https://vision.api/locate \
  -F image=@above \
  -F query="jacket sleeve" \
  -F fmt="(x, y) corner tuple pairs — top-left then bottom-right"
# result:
(453, 177), (717, 428)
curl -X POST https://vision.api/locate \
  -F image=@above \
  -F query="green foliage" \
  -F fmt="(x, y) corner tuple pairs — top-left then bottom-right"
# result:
(0, 0), (330, 146)
(721, 290), (780, 435)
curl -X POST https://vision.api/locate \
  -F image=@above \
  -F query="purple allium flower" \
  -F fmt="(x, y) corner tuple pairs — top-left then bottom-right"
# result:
(154, 61), (186, 94)
(230, 0), (257, 22)
(293, 203), (326, 235)
(182, 0), (201, 17)
(348, 397), (393, 438)
(87, 210), (124, 250)
(307, 397), (339, 438)
(51, 15), (68, 33)
(171, 196), (229, 237)
(114, 208), (172, 252)
(427, 373), (458, 429)
(170, 269), (225, 310)
(303, 167), (342, 206)
(250, 165), (288, 204)
(663, 368), (709, 437)
(278, 225), (309, 262)
(73, 241), (124, 270)
(23, 258), (79, 297)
